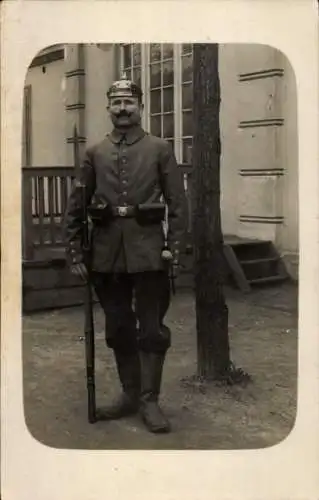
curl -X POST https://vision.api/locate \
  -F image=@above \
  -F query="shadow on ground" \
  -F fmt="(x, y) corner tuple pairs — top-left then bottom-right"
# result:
(22, 282), (298, 450)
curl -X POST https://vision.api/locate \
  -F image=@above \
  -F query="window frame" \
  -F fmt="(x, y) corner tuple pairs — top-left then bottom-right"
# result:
(120, 43), (192, 164)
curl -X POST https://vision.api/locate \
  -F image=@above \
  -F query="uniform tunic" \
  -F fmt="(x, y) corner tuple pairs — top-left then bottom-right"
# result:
(64, 125), (187, 274)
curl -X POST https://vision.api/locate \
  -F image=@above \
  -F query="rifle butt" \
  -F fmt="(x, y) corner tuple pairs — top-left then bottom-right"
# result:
(84, 283), (96, 423)
(85, 332), (96, 423)
(87, 381), (97, 423)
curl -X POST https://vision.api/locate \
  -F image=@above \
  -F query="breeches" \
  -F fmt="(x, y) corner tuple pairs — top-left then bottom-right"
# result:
(92, 270), (171, 354)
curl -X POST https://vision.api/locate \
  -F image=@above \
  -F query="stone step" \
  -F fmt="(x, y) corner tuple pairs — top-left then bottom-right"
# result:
(240, 256), (282, 281)
(248, 274), (288, 286)
(240, 257), (279, 265)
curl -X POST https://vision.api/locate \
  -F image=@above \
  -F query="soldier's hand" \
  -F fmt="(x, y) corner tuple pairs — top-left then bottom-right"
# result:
(161, 248), (174, 261)
(70, 263), (88, 281)
(161, 247), (180, 276)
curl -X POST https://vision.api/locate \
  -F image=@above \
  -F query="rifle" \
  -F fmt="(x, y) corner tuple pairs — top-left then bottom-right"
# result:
(72, 125), (97, 424)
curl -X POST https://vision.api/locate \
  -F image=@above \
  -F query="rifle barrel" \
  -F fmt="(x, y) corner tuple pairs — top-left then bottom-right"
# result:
(73, 126), (97, 424)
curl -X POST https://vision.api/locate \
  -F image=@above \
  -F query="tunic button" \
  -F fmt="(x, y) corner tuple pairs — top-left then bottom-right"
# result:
(123, 191), (127, 196)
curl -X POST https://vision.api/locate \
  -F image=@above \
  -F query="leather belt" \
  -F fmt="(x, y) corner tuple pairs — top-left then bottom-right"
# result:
(111, 205), (136, 217)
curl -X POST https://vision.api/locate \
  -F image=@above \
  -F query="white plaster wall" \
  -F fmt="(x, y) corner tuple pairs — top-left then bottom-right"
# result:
(278, 52), (299, 256)
(234, 43), (281, 74)
(236, 77), (281, 120)
(219, 44), (241, 236)
(24, 58), (67, 166)
(240, 176), (279, 218)
(228, 44), (286, 242)
(235, 126), (281, 171)
(84, 44), (116, 147)
(218, 44), (283, 238)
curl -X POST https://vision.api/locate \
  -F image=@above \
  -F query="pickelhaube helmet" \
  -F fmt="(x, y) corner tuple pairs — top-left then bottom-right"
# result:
(106, 72), (143, 101)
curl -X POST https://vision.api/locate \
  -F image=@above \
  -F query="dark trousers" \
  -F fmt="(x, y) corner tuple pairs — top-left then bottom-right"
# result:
(92, 270), (171, 354)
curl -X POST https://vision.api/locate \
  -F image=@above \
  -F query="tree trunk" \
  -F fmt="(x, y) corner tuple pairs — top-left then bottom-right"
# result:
(192, 43), (231, 379)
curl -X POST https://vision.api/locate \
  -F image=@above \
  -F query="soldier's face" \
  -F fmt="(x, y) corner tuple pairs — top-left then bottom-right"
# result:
(108, 96), (143, 128)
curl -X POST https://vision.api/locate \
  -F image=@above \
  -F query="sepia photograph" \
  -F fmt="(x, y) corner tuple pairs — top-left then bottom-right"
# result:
(21, 42), (299, 451)
(3, 0), (319, 498)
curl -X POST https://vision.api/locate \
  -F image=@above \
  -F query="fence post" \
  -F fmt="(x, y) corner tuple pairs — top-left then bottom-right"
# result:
(22, 171), (34, 260)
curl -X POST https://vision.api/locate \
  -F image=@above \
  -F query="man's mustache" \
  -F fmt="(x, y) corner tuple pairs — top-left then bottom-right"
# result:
(115, 111), (131, 118)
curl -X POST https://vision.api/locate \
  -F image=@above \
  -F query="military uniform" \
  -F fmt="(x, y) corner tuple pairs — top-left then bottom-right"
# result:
(63, 75), (187, 433)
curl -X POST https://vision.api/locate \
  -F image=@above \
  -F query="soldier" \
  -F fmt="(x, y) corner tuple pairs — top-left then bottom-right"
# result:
(64, 73), (187, 433)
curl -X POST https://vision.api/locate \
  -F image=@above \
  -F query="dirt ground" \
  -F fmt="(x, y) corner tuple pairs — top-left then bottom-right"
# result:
(22, 282), (298, 450)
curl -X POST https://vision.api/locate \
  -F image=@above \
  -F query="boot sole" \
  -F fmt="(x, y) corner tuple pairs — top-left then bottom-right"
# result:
(142, 421), (171, 433)
(96, 407), (139, 421)
(146, 425), (171, 434)
(140, 412), (171, 433)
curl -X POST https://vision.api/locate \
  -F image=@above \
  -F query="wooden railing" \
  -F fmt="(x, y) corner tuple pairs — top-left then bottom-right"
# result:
(22, 164), (193, 261)
(22, 166), (75, 260)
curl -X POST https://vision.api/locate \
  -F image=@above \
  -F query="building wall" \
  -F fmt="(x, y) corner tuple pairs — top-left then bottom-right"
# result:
(231, 44), (285, 243)
(24, 57), (67, 166)
(278, 52), (299, 277)
(219, 44), (241, 236)
(84, 44), (116, 147)
(24, 43), (299, 277)
(218, 43), (298, 278)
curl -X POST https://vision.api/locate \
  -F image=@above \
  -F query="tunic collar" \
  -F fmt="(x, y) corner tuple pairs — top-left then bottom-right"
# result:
(108, 124), (146, 145)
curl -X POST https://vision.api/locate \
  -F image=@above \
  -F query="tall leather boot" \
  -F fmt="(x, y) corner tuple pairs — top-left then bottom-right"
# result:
(139, 351), (171, 433)
(97, 350), (140, 420)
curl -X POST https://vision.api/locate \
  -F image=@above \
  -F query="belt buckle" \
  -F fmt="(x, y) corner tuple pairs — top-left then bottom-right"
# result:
(118, 206), (128, 217)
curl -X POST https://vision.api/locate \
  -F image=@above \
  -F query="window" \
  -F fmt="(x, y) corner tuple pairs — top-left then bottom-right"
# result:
(181, 44), (193, 164)
(120, 43), (193, 164)
(122, 44), (142, 90)
(149, 43), (175, 153)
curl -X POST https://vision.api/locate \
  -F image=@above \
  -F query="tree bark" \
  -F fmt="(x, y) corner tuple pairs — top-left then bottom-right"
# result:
(192, 43), (231, 379)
